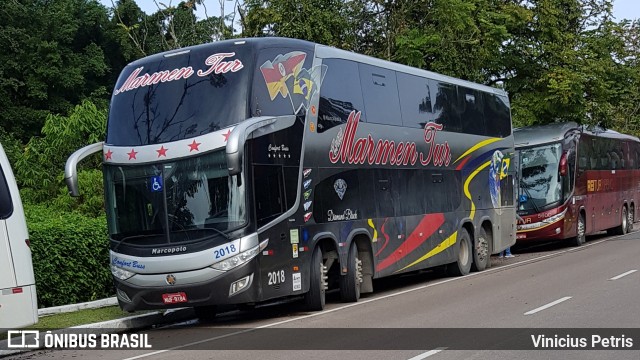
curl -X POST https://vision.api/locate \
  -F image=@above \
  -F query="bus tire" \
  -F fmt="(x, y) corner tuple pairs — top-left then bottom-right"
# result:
(194, 305), (217, 323)
(304, 246), (326, 311)
(447, 228), (472, 276)
(627, 205), (634, 233)
(339, 243), (361, 302)
(614, 206), (628, 235)
(471, 227), (490, 272)
(571, 213), (586, 246)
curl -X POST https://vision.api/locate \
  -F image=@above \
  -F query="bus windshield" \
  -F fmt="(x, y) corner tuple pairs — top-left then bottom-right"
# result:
(104, 149), (247, 245)
(106, 44), (253, 146)
(518, 143), (562, 213)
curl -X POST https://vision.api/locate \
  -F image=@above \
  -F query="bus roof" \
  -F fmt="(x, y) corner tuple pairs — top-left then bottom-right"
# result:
(514, 122), (640, 148)
(126, 37), (508, 99)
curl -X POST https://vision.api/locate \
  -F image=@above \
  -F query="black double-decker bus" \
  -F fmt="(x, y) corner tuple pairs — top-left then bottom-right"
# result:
(65, 38), (516, 319)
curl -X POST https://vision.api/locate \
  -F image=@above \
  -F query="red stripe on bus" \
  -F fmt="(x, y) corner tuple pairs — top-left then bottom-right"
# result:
(376, 213), (445, 272)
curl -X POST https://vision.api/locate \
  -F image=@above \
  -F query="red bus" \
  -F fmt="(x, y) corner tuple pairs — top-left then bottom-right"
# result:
(515, 122), (639, 245)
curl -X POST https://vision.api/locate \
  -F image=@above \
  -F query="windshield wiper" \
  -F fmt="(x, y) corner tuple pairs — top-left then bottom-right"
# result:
(519, 182), (541, 214)
(111, 233), (164, 252)
(200, 226), (230, 240)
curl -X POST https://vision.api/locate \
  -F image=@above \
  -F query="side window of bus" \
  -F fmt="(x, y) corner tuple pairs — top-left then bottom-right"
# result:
(397, 72), (436, 129)
(432, 81), (462, 132)
(0, 166), (13, 219)
(359, 64), (402, 126)
(253, 165), (285, 228)
(458, 87), (486, 136)
(318, 59), (366, 133)
(485, 94), (511, 138)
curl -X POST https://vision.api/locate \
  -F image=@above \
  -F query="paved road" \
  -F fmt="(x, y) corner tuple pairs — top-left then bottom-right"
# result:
(5, 231), (639, 360)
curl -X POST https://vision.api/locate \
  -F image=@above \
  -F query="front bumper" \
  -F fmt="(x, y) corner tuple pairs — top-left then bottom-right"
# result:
(114, 257), (261, 312)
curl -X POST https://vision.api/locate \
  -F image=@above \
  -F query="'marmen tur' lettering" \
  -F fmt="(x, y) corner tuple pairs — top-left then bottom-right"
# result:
(328, 111), (450, 167)
(114, 52), (244, 95)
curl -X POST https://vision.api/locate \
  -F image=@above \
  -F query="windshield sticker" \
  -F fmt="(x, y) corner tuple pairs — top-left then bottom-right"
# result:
(114, 52), (244, 96)
(329, 111), (451, 167)
(260, 51), (327, 113)
(150, 176), (163, 192)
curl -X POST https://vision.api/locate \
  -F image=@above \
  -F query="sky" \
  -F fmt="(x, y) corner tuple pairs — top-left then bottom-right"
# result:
(100, 0), (640, 21)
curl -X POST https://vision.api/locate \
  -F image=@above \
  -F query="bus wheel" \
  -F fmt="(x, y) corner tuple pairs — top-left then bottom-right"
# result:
(627, 206), (634, 233)
(194, 305), (217, 323)
(571, 213), (586, 246)
(447, 228), (472, 276)
(471, 227), (490, 272)
(615, 206), (628, 235)
(339, 243), (362, 302)
(304, 246), (327, 311)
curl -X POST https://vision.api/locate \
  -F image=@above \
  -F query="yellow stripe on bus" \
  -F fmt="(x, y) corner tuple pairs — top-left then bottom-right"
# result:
(396, 231), (458, 272)
(464, 160), (491, 221)
(454, 137), (501, 164)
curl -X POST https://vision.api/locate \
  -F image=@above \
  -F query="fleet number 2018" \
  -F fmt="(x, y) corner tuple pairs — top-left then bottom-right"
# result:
(268, 270), (285, 285)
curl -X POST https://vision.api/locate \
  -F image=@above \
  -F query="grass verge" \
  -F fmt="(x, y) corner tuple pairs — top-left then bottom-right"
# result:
(27, 306), (154, 330)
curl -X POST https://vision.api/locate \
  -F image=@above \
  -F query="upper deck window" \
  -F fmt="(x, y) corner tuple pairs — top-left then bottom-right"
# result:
(107, 45), (253, 146)
(318, 59), (366, 133)
(359, 64), (401, 126)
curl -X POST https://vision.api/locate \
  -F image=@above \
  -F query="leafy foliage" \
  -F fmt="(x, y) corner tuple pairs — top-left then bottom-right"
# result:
(16, 101), (106, 206)
(26, 205), (111, 308)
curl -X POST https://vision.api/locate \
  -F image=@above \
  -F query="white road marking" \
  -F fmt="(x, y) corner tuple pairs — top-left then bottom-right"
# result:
(524, 296), (572, 315)
(407, 348), (447, 360)
(122, 236), (616, 359)
(609, 269), (637, 280)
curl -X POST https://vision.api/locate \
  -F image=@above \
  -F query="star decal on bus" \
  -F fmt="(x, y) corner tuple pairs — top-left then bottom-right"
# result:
(223, 129), (231, 142)
(156, 146), (168, 157)
(127, 149), (138, 160)
(188, 140), (201, 152)
(104, 149), (113, 160)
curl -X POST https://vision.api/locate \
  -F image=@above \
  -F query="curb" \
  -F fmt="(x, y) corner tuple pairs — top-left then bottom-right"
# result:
(1, 307), (194, 357)
(38, 297), (119, 317)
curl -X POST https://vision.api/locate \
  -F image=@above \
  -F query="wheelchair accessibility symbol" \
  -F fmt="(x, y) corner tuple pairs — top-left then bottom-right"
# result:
(150, 176), (163, 192)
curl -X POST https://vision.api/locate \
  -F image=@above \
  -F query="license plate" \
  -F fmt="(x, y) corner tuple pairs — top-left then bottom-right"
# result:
(162, 292), (187, 304)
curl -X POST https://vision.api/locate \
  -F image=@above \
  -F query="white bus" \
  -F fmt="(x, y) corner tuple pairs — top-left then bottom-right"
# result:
(0, 142), (38, 329)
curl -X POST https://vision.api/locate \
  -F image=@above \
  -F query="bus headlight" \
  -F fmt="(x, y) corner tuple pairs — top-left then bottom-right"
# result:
(111, 265), (135, 280)
(211, 245), (260, 271)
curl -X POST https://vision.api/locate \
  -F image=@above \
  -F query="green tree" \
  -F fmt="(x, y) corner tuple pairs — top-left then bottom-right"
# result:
(16, 100), (106, 212)
(0, 0), (114, 142)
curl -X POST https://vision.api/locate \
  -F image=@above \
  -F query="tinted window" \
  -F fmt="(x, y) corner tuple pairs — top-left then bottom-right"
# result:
(253, 165), (285, 227)
(359, 64), (401, 126)
(252, 47), (315, 118)
(459, 87), (486, 136)
(397, 72), (437, 129)
(0, 166), (13, 219)
(107, 44), (253, 146)
(318, 59), (365, 133)
(432, 81), (462, 133)
(485, 94), (511, 138)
